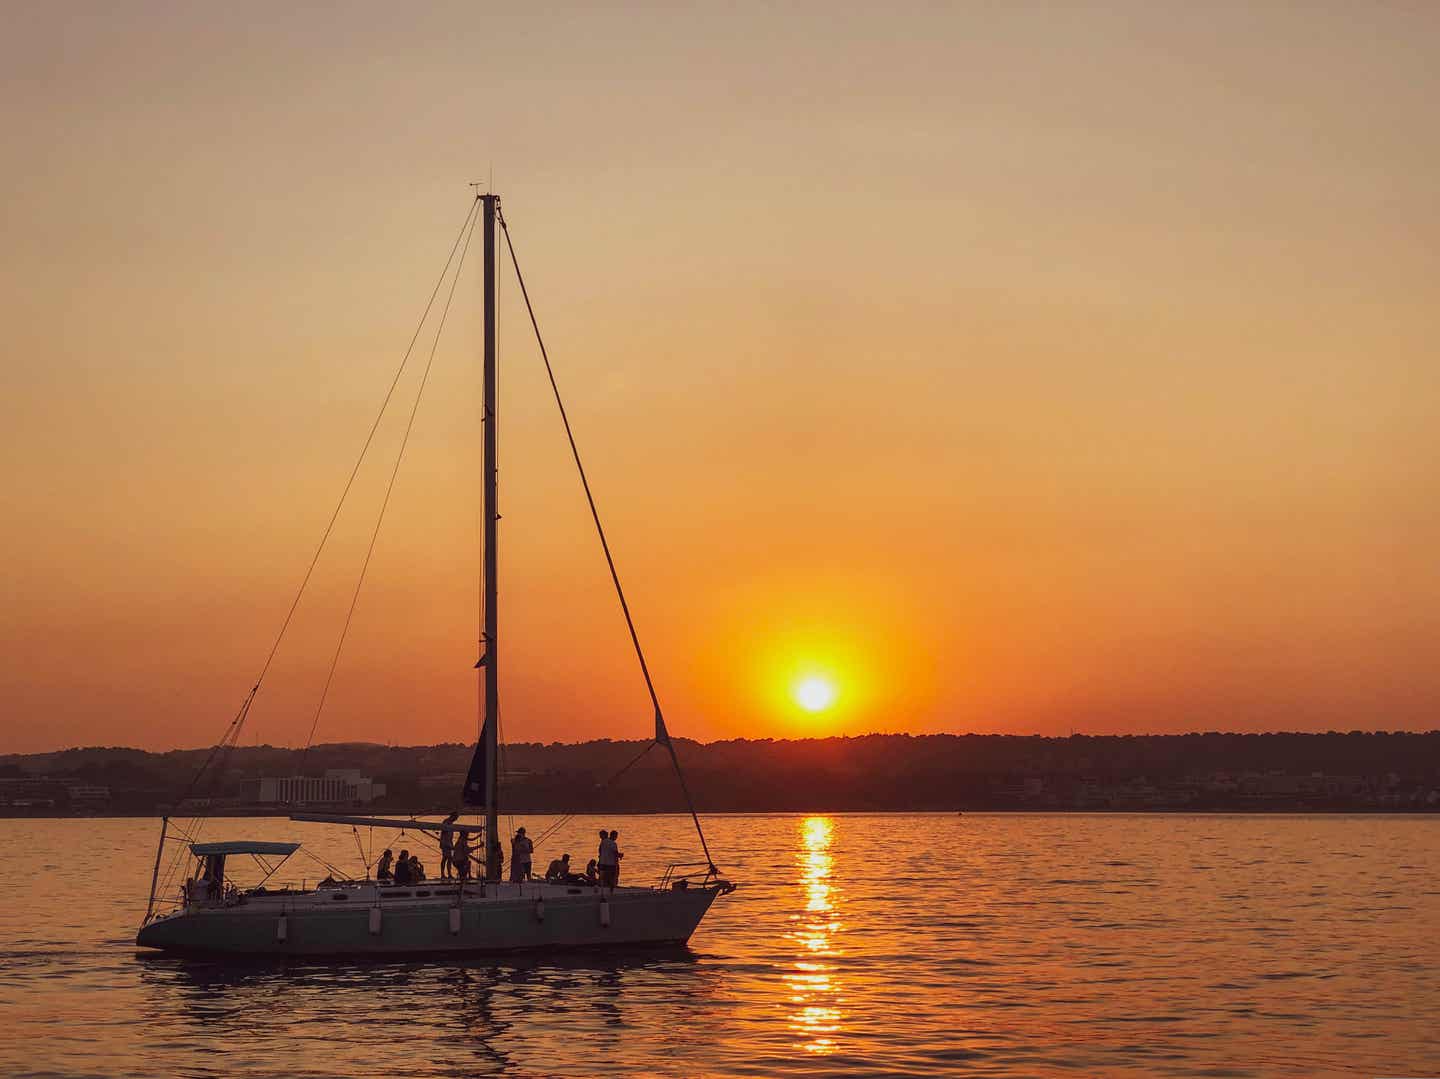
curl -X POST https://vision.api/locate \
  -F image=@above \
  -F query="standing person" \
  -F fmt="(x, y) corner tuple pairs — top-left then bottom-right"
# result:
(376, 849), (394, 883)
(438, 811), (460, 880)
(452, 830), (472, 881)
(597, 829), (618, 888)
(518, 827), (533, 880)
(609, 830), (624, 886)
(489, 837), (505, 881)
(510, 827), (533, 883)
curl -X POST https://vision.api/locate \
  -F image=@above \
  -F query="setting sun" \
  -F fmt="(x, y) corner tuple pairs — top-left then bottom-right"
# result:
(794, 676), (837, 713)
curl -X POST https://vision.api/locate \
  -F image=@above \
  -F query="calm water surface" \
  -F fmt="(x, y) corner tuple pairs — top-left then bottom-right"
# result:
(0, 813), (1436, 1077)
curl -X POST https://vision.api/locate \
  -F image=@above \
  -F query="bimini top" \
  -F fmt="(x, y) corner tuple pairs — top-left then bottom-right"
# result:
(189, 841), (301, 857)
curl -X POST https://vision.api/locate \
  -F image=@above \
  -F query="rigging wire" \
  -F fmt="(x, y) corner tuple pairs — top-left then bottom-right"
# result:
(496, 207), (718, 872)
(170, 198), (482, 811)
(298, 202), (481, 761)
(498, 702), (512, 847)
(149, 200), (482, 914)
(531, 739), (657, 849)
(299, 846), (351, 882)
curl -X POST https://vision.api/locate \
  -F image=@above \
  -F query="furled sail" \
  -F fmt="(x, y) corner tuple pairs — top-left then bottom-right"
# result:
(462, 723), (489, 806)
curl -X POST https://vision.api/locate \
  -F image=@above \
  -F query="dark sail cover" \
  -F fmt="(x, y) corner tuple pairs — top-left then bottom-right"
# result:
(462, 726), (488, 806)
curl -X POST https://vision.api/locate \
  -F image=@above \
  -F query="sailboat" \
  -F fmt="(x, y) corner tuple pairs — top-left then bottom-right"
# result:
(136, 193), (734, 956)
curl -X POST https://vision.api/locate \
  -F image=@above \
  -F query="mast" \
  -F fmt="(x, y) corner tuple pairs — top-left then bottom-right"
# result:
(481, 193), (501, 880)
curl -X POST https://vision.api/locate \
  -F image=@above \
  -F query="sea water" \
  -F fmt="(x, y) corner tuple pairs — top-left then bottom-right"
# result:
(0, 813), (1436, 1077)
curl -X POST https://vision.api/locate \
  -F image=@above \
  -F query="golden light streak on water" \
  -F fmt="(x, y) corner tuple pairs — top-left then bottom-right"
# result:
(4, 815), (1439, 1074)
(786, 815), (843, 1054)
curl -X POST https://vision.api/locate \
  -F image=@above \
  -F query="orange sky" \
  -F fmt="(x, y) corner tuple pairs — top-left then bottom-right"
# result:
(3, 3), (1438, 753)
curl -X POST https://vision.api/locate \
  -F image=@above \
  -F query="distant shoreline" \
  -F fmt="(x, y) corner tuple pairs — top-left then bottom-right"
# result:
(7, 733), (1438, 816)
(4, 807), (1438, 820)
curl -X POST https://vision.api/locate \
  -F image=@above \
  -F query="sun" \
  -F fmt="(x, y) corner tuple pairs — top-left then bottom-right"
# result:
(794, 675), (837, 713)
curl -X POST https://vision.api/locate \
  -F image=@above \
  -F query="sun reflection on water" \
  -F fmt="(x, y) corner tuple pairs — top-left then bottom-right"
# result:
(786, 816), (842, 1054)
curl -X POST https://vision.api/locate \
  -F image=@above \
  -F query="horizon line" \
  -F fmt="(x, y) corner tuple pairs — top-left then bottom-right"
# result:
(7, 727), (1440, 758)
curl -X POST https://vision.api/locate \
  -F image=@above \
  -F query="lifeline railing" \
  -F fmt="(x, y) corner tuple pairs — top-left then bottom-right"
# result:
(657, 860), (726, 890)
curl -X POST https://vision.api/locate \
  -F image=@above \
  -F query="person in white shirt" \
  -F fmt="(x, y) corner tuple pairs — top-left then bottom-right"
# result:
(597, 829), (618, 887)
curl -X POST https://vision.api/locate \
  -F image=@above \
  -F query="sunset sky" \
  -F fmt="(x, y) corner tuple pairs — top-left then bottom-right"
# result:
(3, 3), (1438, 753)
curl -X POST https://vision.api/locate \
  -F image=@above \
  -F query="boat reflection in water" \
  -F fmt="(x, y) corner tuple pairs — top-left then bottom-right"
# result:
(786, 816), (843, 1054)
(135, 945), (708, 1074)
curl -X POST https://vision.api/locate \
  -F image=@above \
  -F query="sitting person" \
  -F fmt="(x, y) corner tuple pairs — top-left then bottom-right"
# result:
(376, 849), (394, 882)
(545, 853), (572, 882)
(584, 858), (599, 885)
(393, 849), (414, 886)
(409, 854), (425, 882)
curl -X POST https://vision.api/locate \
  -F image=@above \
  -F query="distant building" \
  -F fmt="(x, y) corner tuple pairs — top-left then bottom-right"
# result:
(0, 777), (62, 810)
(240, 769), (386, 806)
(418, 773), (467, 790)
(62, 782), (111, 808)
(0, 777), (111, 812)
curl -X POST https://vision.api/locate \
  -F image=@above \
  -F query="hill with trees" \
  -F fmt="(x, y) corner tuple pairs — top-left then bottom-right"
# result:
(3, 731), (1439, 814)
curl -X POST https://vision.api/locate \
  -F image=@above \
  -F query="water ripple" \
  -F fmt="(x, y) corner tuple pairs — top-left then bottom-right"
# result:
(0, 813), (1437, 1076)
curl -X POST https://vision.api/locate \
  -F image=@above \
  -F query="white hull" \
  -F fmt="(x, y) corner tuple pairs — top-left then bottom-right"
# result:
(137, 880), (725, 957)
